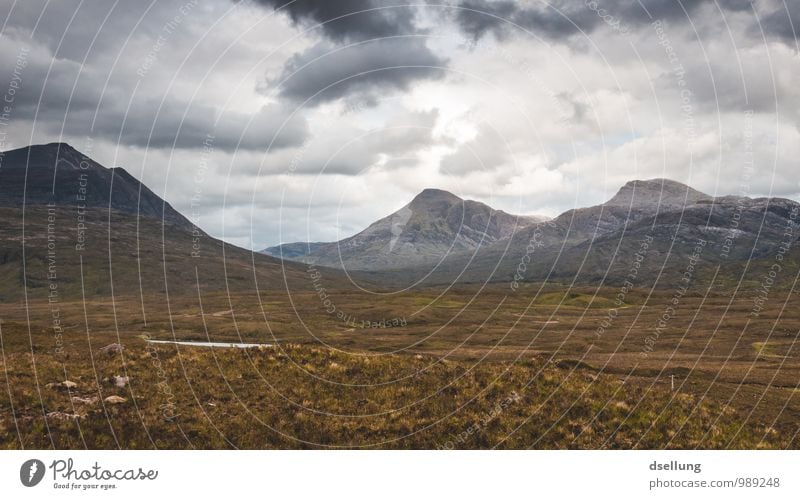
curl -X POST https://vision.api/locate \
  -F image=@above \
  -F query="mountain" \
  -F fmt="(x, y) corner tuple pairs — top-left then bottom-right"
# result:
(0, 143), (193, 228)
(604, 178), (713, 209)
(262, 188), (546, 271)
(350, 179), (800, 289)
(0, 143), (347, 301)
(548, 178), (714, 243)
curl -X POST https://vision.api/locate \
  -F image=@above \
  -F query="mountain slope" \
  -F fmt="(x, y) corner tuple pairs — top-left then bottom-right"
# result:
(0, 143), (193, 228)
(553, 178), (715, 243)
(0, 143), (348, 301)
(358, 179), (799, 289)
(263, 188), (544, 271)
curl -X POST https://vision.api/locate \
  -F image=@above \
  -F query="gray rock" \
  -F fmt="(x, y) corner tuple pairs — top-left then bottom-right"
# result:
(98, 343), (124, 355)
(46, 411), (84, 421)
(71, 396), (98, 405)
(48, 380), (78, 390)
(112, 376), (130, 388)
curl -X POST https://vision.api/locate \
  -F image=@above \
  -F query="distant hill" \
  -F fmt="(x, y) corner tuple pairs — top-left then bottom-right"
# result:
(261, 241), (327, 261)
(261, 188), (546, 271)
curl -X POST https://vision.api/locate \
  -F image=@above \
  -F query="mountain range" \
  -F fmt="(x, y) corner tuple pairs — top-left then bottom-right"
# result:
(1, 142), (797, 296)
(267, 178), (800, 289)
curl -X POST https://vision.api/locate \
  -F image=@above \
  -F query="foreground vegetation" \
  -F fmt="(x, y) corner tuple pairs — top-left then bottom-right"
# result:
(0, 328), (790, 449)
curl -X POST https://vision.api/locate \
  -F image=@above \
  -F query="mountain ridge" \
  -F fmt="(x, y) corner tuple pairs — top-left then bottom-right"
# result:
(262, 188), (548, 270)
(3, 143), (797, 292)
(604, 178), (713, 209)
(265, 177), (798, 290)
(363, 182), (800, 288)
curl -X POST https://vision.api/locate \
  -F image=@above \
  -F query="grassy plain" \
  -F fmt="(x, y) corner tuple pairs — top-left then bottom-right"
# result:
(1, 280), (798, 449)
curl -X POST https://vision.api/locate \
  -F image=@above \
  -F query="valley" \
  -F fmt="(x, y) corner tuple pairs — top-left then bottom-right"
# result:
(1, 280), (799, 448)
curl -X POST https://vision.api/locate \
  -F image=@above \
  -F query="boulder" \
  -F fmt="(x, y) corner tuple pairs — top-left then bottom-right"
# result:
(111, 376), (130, 388)
(98, 343), (124, 355)
(46, 411), (83, 421)
(71, 396), (98, 405)
(47, 380), (78, 390)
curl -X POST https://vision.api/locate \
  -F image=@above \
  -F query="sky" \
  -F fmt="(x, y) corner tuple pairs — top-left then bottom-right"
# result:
(1, 0), (798, 249)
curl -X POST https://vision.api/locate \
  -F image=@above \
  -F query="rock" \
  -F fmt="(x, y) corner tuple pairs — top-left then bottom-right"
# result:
(47, 380), (78, 390)
(46, 411), (83, 421)
(111, 376), (130, 388)
(71, 396), (98, 405)
(98, 343), (124, 354)
(104, 395), (127, 404)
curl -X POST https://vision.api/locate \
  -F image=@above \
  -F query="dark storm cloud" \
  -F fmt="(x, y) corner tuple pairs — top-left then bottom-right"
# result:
(272, 38), (447, 105)
(455, 0), (599, 41)
(1, 0), (308, 151)
(759, 1), (799, 44)
(3, 0), (181, 62)
(101, 102), (308, 151)
(248, 0), (417, 41)
(452, 0), (766, 42)
(31, 97), (308, 151)
(0, 44), (307, 151)
(249, 0), (446, 106)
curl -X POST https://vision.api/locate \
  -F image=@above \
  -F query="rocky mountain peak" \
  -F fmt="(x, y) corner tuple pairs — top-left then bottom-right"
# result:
(605, 178), (712, 209)
(408, 188), (463, 209)
(1, 142), (98, 171)
(264, 188), (538, 270)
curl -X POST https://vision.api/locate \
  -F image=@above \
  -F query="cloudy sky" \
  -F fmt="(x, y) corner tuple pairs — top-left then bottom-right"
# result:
(1, 0), (798, 249)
